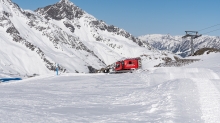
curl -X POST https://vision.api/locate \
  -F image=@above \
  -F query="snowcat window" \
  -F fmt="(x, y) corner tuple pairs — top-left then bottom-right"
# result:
(129, 61), (132, 64)
(116, 64), (120, 68)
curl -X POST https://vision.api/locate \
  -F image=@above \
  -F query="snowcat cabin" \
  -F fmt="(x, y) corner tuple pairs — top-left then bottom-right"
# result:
(115, 61), (123, 71)
(123, 59), (139, 70)
(113, 58), (141, 73)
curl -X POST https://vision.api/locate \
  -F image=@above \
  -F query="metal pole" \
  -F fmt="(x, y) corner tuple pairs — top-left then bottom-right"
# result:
(191, 37), (194, 56)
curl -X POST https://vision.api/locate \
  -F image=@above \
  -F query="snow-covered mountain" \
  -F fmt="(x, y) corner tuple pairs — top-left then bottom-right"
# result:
(0, 0), (173, 77)
(139, 34), (220, 57)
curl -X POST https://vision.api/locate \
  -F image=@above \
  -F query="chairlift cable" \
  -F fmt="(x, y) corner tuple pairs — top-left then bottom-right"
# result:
(197, 24), (220, 32)
(186, 23), (220, 35)
(202, 28), (220, 35)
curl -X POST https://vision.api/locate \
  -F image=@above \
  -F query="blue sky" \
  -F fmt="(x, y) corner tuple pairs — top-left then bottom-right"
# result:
(12, 0), (220, 36)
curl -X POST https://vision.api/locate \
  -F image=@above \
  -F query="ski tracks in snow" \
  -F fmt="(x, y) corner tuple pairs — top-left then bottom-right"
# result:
(145, 68), (220, 122)
(192, 70), (220, 123)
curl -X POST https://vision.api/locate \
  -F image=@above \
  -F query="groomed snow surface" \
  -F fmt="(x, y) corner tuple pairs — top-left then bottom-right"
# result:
(1, 53), (220, 123)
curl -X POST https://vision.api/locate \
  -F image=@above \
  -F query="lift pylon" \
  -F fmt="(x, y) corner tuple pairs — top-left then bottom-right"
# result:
(182, 31), (202, 56)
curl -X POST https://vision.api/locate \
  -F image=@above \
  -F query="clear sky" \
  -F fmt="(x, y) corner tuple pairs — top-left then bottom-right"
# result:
(11, 0), (220, 36)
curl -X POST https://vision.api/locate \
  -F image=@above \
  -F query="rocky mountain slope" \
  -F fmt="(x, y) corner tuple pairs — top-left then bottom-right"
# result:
(0, 0), (173, 77)
(139, 34), (220, 57)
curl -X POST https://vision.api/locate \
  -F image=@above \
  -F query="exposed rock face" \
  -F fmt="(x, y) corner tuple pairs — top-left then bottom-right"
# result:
(194, 48), (220, 56)
(87, 66), (97, 73)
(63, 21), (75, 33)
(90, 20), (147, 47)
(35, 0), (84, 20)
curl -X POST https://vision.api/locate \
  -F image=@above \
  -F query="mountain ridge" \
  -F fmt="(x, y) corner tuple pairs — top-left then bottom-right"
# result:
(139, 34), (220, 57)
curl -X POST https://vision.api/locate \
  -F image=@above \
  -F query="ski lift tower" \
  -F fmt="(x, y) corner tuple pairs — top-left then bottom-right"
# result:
(182, 31), (202, 56)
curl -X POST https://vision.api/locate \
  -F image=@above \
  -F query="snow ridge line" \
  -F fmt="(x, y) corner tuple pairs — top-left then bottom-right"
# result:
(193, 78), (220, 123)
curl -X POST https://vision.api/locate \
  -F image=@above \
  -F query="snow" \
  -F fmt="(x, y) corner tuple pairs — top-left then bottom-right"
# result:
(194, 78), (220, 122)
(1, 52), (220, 122)
(0, 29), (50, 76)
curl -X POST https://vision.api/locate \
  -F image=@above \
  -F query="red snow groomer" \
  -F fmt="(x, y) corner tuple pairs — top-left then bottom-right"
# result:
(110, 57), (142, 73)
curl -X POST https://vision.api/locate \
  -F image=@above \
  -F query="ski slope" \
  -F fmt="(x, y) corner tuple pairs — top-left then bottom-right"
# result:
(1, 53), (220, 122)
